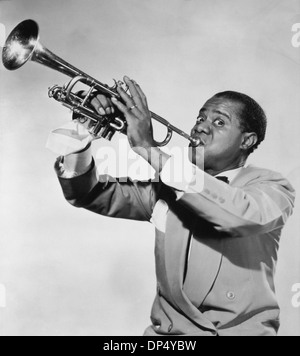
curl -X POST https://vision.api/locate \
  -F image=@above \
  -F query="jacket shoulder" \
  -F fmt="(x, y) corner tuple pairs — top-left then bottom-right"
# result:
(241, 165), (285, 180)
(234, 165), (296, 198)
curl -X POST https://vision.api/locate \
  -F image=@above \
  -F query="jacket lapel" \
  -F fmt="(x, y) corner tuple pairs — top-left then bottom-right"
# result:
(161, 167), (261, 332)
(182, 167), (258, 307)
(164, 208), (217, 332)
(183, 231), (224, 308)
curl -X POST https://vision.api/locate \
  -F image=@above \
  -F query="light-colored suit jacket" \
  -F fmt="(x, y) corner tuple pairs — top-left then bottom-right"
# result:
(57, 161), (295, 336)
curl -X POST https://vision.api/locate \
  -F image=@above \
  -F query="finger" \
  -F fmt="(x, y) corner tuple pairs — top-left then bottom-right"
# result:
(132, 81), (148, 108)
(90, 95), (115, 116)
(79, 90), (89, 97)
(111, 97), (130, 116)
(96, 94), (115, 115)
(123, 76), (144, 109)
(116, 84), (136, 109)
(90, 97), (106, 116)
(116, 86), (142, 117)
(111, 97), (140, 119)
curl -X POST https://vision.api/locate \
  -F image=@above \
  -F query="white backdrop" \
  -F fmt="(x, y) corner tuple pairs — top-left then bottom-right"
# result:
(0, 0), (299, 336)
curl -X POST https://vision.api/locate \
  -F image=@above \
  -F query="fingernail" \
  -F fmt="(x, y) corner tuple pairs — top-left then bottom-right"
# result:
(111, 106), (115, 114)
(111, 97), (117, 102)
(99, 108), (106, 115)
(106, 107), (111, 115)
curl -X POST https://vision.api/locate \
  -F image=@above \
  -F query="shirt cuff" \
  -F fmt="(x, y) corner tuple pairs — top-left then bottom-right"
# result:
(55, 145), (93, 178)
(160, 153), (204, 193)
(46, 121), (93, 156)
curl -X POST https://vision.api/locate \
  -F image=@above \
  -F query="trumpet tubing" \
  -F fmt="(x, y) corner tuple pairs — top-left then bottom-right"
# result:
(2, 19), (200, 147)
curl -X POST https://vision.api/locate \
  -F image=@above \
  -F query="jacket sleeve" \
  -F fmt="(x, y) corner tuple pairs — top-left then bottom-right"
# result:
(160, 157), (296, 237)
(56, 158), (159, 222)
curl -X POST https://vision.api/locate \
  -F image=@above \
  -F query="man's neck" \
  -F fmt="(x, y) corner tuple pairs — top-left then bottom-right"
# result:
(205, 157), (246, 177)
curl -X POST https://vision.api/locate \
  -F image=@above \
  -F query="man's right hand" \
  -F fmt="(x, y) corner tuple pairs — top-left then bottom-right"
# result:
(73, 92), (118, 141)
(90, 93), (115, 116)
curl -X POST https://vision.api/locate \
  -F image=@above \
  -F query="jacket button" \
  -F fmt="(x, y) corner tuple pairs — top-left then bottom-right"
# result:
(151, 318), (161, 330)
(154, 323), (161, 330)
(226, 291), (235, 300)
(203, 189), (210, 195)
(219, 197), (225, 204)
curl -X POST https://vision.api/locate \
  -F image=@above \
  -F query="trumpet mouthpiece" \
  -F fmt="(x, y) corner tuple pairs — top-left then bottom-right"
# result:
(190, 137), (201, 147)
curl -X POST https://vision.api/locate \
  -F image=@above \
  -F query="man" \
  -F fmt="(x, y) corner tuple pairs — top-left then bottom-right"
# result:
(53, 76), (295, 336)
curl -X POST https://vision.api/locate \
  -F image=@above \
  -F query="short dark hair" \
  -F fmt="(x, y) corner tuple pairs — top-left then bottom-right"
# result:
(214, 91), (267, 155)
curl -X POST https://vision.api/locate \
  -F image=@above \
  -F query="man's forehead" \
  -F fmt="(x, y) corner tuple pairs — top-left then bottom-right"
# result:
(200, 96), (243, 115)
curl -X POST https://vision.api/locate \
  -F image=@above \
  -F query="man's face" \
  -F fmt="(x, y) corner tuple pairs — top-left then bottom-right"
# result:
(189, 96), (246, 173)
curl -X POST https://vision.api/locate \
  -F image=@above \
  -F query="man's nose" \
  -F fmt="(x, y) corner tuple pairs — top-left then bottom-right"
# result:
(193, 120), (211, 135)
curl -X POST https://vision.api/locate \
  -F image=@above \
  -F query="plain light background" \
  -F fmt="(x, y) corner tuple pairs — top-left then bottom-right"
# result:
(0, 0), (299, 336)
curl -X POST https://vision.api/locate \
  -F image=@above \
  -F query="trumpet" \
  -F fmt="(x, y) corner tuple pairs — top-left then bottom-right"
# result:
(2, 19), (200, 147)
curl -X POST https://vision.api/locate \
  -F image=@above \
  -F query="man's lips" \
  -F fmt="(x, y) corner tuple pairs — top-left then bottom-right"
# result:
(190, 136), (206, 147)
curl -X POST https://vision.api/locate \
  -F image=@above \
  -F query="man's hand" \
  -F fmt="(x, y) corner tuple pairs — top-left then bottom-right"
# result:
(89, 92), (115, 117)
(111, 76), (156, 151)
(78, 77), (155, 151)
(75, 77), (169, 174)
(75, 91), (115, 137)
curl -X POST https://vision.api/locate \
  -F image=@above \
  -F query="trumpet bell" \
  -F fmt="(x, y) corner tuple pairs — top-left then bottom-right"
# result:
(2, 19), (39, 71)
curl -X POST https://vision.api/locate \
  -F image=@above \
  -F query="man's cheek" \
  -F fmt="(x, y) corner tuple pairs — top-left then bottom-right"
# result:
(206, 142), (225, 156)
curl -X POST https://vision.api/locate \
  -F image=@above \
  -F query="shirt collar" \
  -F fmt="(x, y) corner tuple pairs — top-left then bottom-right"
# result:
(215, 166), (244, 183)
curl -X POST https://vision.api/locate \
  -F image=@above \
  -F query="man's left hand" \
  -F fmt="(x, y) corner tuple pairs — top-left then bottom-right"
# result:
(112, 76), (156, 151)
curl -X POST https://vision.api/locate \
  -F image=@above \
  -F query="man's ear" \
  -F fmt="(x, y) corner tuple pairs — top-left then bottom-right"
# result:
(241, 132), (258, 152)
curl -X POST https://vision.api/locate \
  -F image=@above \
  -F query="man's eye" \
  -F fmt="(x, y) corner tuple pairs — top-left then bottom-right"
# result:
(196, 116), (205, 124)
(214, 118), (225, 127)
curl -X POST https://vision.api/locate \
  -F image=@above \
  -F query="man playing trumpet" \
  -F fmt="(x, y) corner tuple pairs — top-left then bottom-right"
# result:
(54, 76), (295, 336)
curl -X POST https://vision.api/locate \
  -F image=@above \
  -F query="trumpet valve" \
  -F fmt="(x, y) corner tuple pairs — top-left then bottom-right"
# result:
(104, 130), (115, 141)
(90, 121), (103, 136)
(48, 85), (62, 99)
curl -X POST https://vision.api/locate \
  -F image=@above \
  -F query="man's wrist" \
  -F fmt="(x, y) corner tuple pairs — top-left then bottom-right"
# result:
(57, 143), (93, 178)
(72, 141), (92, 155)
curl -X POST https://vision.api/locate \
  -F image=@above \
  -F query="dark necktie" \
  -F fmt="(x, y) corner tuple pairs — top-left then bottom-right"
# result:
(216, 176), (229, 184)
